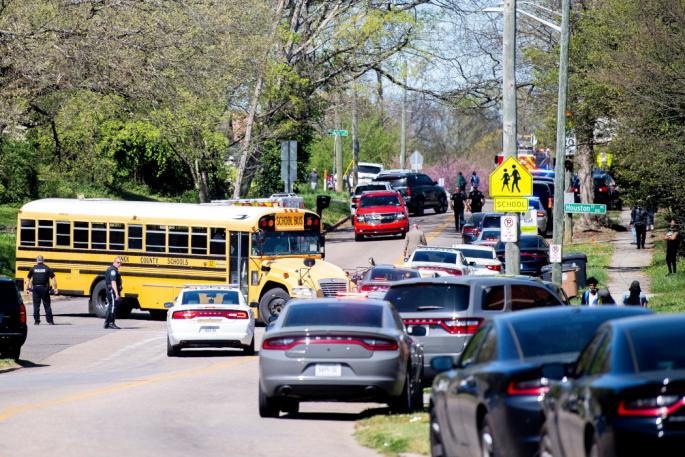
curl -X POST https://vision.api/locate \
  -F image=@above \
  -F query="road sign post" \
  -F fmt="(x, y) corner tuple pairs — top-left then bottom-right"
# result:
(409, 150), (423, 171)
(564, 203), (607, 214)
(326, 129), (349, 137)
(493, 197), (529, 213)
(501, 215), (518, 242)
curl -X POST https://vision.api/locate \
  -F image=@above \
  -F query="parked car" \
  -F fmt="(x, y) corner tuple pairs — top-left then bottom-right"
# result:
(165, 284), (255, 356)
(258, 297), (424, 417)
(429, 306), (652, 457)
(349, 182), (392, 215)
(373, 170), (448, 216)
(404, 246), (472, 277)
(462, 212), (486, 243)
(353, 190), (409, 241)
(533, 180), (555, 231)
(354, 265), (421, 298)
(356, 162), (384, 185)
(495, 235), (550, 276)
(524, 196), (548, 235)
(0, 278), (27, 361)
(384, 276), (566, 383)
(451, 244), (502, 275)
(472, 228), (502, 247)
(593, 172), (622, 209)
(541, 313), (685, 457)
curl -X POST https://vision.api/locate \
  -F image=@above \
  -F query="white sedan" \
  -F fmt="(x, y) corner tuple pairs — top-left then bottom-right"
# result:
(451, 244), (503, 275)
(404, 246), (472, 277)
(165, 285), (255, 357)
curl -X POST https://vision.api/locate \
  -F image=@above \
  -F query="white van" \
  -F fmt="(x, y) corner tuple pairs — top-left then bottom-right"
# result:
(357, 162), (384, 184)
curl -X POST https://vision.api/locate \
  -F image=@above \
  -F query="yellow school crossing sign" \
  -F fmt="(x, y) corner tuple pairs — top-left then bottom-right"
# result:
(489, 156), (533, 198)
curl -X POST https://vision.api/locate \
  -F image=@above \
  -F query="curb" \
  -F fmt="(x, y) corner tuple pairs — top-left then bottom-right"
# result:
(324, 215), (351, 234)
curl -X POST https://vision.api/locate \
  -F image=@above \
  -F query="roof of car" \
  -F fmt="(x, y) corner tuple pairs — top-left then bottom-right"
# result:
(286, 297), (389, 308)
(492, 306), (651, 326)
(388, 275), (549, 288)
(451, 244), (495, 251)
(602, 313), (683, 331)
(360, 190), (400, 197)
(414, 246), (461, 253)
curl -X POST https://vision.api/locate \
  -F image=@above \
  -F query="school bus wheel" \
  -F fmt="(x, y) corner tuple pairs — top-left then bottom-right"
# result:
(258, 288), (290, 325)
(90, 281), (108, 319)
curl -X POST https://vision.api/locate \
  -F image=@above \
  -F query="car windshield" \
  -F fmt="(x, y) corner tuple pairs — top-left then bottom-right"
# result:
(458, 249), (494, 260)
(0, 282), (19, 307)
(481, 230), (500, 239)
(593, 177), (608, 187)
(374, 176), (407, 187)
(496, 236), (543, 250)
(366, 268), (420, 282)
(528, 199), (542, 210)
(482, 216), (501, 228)
(467, 213), (485, 225)
(283, 302), (383, 327)
(360, 194), (401, 207)
(412, 250), (457, 264)
(252, 231), (320, 256)
(355, 184), (387, 195)
(181, 290), (240, 305)
(385, 284), (470, 313)
(358, 165), (382, 174)
(511, 315), (617, 358)
(629, 326), (685, 372)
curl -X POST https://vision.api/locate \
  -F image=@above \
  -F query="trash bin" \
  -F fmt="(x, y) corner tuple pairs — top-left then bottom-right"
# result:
(562, 252), (587, 288)
(540, 264), (579, 299)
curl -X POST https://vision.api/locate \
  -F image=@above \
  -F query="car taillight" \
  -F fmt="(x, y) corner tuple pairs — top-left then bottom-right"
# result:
(507, 378), (550, 396)
(406, 187), (412, 196)
(598, 186), (608, 193)
(358, 284), (389, 293)
(486, 264), (502, 272)
(521, 252), (547, 259)
(262, 335), (398, 351)
(352, 197), (359, 204)
(19, 302), (26, 324)
(403, 318), (482, 335)
(618, 396), (685, 417)
(172, 309), (248, 319)
(548, 197), (553, 209)
(463, 227), (475, 233)
(418, 266), (463, 276)
(537, 211), (546, 217)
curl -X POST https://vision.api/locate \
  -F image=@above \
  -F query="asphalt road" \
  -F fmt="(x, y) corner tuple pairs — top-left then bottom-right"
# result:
(0, 208), (466, 457)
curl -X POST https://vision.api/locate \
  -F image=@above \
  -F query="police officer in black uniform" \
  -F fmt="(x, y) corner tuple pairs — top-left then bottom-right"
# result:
(104, 257), (123, 329)
(468, 184), (485, 214)
(25, 255), (58, 325)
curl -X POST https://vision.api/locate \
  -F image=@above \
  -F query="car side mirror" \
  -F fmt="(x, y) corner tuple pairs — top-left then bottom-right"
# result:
(403, 257), (409, 263)
(431, 356), (455, 374)
(469, 261), (477, 266)
(163, 302), (174, 309)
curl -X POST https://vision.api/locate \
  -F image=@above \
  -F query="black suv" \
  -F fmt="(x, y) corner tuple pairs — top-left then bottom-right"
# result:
(0, 278), (27, 360)
(372, 170), (448, 216)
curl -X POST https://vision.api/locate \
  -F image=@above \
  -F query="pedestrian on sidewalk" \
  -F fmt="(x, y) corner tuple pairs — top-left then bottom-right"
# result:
(598, 288), (616, 305)
(630, 203), (649, 249)
(309, 168), (318, 191)
(665, 219), (680, 275)
(457, 171), (467, 192)
(469, 171), (480, 192)
(580, 277), (602, 306)
(622, 280), (648, 307)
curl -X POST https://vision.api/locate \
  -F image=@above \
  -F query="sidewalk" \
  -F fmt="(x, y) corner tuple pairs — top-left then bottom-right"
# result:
(606, 210), (653, 300)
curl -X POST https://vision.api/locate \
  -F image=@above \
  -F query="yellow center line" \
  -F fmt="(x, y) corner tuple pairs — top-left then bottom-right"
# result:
(394, 214), (453, 264)
(0, 356), (256, 423)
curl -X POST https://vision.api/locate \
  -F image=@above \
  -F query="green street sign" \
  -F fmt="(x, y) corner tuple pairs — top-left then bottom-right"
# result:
(326, 129), (349, 137)
(564, 203), (607, 214)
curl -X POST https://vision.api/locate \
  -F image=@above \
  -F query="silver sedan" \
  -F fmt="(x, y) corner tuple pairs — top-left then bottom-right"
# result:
(258, 298), (424, 417)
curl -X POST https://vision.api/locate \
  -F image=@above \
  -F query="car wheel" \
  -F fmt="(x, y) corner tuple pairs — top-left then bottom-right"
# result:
(258, 384), (280, 418)
(413, 199), (424, 216)
(3, 346), (20, 361)
(90, 281), (108, 318)
(429, 404), (446, 457)
(400, 232), (407, 240)
(116, 299), (133, 319)
(587, 434), (600, 457)
(480, 416), (501, 457)
(540, 423), (556, 457)
(436, 196), (448, 214)
(243, 337), (255, 355)
(166, 337), (180, 357)
(389, 372), (414, 414)
(258, 288), (290, 325)
(281, 398), (299, 415)
(355, 233), (364, 241)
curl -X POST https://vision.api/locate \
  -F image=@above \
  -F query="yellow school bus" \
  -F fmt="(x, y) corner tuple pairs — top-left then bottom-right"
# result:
(15, 199), (349, 323)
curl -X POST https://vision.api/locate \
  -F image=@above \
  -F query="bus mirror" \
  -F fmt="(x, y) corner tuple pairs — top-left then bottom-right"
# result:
(304, 258), (315, 268)
(261, 265), (271, 272)
(256, 229), (266, 245)
(163, 302), (174, 309)
(316, 195), (331, 216)
(249, 301), (259, 308)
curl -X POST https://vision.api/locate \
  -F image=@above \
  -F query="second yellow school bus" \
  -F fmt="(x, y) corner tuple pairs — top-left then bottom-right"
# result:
(15, 198), (349, 323)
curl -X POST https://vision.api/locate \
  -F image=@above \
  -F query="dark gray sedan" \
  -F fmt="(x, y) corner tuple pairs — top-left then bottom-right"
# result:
(258, 298), (424, 417)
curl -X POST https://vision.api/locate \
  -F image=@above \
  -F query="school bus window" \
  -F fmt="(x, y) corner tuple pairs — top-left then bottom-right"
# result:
(191, 227), (207, 255)
(109, 223), (125, 250)
(56, 221), (71, 247)
(74, 221), (89, 249)
(37, 220), (54, 247)
(169, 226), (189, 254)
(91, 222), (106, 250)
(20, 219), (36, 247)
(128, 224), (143, 250)
(146, 225), (166, 253)
(210, 228), (226, 256)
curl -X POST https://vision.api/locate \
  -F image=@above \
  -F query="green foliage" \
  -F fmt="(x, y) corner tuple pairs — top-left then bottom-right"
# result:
(355, 412), (429, 456)
(646, 240), (685, 312)
(0, 138), (38, 204)
(0, 206), (18, 228)
(0, 232), (15, 278)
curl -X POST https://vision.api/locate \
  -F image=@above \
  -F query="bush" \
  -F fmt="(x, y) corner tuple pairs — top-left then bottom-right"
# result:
(0, 137), (39, 203)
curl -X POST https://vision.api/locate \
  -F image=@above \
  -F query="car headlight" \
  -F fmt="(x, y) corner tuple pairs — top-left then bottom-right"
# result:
(357, 215), (366, 222)
(397, 213), (407, 219)
(291, 287), (317, 299)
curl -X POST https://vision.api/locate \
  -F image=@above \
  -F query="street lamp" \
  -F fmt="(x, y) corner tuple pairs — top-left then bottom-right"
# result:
(484, 0), (571, 285)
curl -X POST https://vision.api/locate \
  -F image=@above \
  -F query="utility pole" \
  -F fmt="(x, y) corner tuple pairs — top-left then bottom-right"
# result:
(400, 59), (407, 169)
(503, 0), (520, 275)
(551, 0), (571, 285)
(334, 90), (343, 193)
(352, 83), (359, 188)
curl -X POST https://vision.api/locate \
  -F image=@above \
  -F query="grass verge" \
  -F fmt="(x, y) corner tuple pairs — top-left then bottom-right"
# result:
(299, 188), (350, 227)
(355, 411), (429, 456)
(566, 241), (614, 287)
(645, 240), (685, 312)
(0, 205), (18, 228)
(0, 358), (18, 371)
(0, 232), (16, 278)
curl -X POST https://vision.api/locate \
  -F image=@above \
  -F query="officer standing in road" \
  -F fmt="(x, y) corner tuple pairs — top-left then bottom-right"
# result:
(403, 224), (427, 259)
(451, 188), (467, 231)
(104, 257), (123, 329)
(468, 184), (485, 214)
(25, 255), (58, 325)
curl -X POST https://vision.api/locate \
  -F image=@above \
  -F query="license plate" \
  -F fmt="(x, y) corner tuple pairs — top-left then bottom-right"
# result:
(200, 326), (219, 333)
(197, 318), (220, 323)
(315, 364), (342, 377)
(275, 213), (304, 231)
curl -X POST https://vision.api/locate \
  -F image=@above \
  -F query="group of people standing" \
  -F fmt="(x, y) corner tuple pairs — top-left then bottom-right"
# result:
(580, 277), (648, 307)
(450, 171), (485, 231)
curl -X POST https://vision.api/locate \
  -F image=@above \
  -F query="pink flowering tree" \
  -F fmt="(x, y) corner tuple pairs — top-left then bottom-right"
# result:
(423, 158), (493, 195)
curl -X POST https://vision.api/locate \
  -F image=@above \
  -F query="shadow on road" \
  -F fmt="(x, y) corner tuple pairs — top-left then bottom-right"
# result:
(16, 359), (49, 369)
(176, 349), (257, 358)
